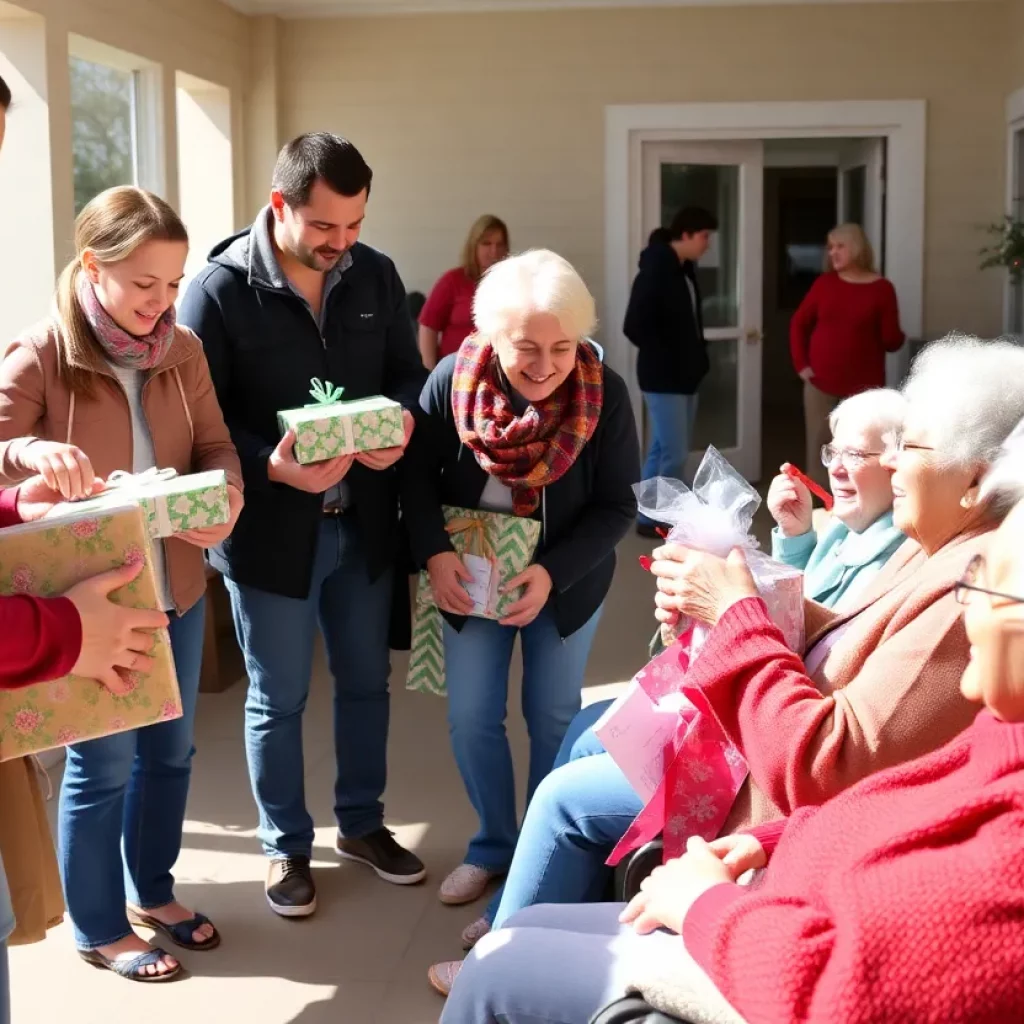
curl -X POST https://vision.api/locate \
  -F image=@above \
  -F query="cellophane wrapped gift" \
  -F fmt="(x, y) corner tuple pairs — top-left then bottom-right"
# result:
(47, 468), (229, 539)
(596, 448), (805, 865)
(0, 503), (181, 762)
(277, 378), (405, 465)
(406, 506), (542, 696)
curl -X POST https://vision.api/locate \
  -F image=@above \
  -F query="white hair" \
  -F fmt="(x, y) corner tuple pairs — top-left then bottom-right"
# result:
(829, 388), (906, 441)
(902, 334), (1024, 470)
(472, 249), (598, 342)
(981, 416), (1024, 515)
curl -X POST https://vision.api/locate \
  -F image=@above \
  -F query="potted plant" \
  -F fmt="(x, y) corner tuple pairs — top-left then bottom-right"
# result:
(980, 215), (1024, 279)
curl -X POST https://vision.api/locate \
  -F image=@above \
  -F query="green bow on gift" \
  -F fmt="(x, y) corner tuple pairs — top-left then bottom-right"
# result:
(306, 377), (345, 407)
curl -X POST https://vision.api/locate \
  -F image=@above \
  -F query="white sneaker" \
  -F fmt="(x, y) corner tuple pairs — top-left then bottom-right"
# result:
(461, 915), (491, 950)
(438, 864), (497, 906)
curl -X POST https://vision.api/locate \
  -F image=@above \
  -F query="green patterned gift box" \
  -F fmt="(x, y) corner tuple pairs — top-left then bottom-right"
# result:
(47, 468), (229, 539)
(277, 378), (406, 465)
(0, 502), (181, 762)
(406, 506), (542, 697)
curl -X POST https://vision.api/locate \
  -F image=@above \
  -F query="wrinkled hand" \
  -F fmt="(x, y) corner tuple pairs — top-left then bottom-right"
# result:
(427, 551), (475, 615)
(499, 564), (552, 628)
(178, 484), (244, 548)
(619, 839), (735, 936)
(22, 440), (96, 499)
(767, 465), (813, 538)
(268, 428), (355, 493)
(651, 544), (759, 627)
(16, 473), (106, 522)
(63, 561), (170, 694)
(355, 410), (415, 471)
(706, 833), (768, 880)
(799, 367), (815, 383)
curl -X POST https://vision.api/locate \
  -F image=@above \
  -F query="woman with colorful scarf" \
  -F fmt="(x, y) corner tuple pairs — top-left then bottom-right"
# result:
(0, 186), (243, 983)
(401, 249), (639, 944)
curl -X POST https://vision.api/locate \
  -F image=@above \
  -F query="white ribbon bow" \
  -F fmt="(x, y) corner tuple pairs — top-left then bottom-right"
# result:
(104, 467), (179, 536)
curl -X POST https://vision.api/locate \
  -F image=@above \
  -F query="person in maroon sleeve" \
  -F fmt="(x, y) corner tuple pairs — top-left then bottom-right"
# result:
(417, 214), (509, 369)
(790, 223), (905, 487)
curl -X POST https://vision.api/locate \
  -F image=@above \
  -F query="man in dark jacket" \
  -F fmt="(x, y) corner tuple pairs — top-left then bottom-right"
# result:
(178, 133), (428, 918)
(624, 208), (717, 536)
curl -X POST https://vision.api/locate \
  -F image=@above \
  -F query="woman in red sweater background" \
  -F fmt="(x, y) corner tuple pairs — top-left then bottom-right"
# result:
(417, 214), (508, 369)
(790, 223), (904, 486)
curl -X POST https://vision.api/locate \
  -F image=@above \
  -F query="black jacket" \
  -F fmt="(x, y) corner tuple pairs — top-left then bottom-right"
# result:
(623, 241), (709, 395)
(401, 353), (640, 639)
(178, 210), (427, 599)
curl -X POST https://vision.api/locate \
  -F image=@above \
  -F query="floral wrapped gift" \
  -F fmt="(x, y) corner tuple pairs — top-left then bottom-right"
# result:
(277, 378), (406, 465)
(47, 468), (229, 539)
(0, 503), (181, 762)
(406, 506), (542, 696)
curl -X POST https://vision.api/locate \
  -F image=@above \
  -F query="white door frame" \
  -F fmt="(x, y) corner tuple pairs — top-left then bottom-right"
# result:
(1003, 87), (1024, 334)
(604, 100), (927, 433)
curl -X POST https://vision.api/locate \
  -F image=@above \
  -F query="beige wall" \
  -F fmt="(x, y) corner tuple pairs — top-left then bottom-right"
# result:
(274, 1), (1011, 347)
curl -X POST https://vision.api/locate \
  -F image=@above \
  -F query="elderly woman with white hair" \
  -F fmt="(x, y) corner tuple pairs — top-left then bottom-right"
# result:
(768, 387), (906, 609)
(401, 249), (640, 912)
(436, 334), (1024, 1019)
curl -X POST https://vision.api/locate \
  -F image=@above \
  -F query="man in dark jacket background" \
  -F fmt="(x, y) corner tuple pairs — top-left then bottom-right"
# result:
(179, 133), (428, 918)
(623, 207), (717, 536)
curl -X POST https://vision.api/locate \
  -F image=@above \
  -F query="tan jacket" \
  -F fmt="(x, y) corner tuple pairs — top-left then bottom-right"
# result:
(722, 526), (989, 836)
(0, 320), (242, 614)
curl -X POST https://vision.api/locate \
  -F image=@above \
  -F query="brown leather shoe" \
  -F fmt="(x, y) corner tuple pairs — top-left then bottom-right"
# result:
(265, 856), (316, 918)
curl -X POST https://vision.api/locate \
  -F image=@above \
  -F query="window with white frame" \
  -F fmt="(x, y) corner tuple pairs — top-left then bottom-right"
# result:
(1009, 125), (1024, 337)
(68, 37), (160, 214)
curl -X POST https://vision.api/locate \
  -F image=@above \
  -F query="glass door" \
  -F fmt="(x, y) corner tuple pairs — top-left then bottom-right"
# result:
(837, 138), (886, 270)
(641, 140), (764, 480)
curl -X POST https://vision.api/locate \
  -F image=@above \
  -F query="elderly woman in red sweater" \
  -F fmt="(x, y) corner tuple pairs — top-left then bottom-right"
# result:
(790, 223), (904, 487)
(440, 414), (1024, 1024)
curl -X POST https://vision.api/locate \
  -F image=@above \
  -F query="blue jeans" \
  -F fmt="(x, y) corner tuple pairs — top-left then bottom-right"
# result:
(487, 698), (642, 928)
(444, 606), (602, 872)
(640, 392), (699, 520)
(225, 518), (392, 858)
(58, 598), (206, 949)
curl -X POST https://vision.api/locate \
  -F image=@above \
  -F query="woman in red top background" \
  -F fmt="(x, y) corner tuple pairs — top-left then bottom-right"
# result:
(790, 223), (904, 486)
(417, 214), (509, 369)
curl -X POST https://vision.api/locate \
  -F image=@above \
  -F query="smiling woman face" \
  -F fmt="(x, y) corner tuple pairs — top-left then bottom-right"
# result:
(494, 312), (578, 403)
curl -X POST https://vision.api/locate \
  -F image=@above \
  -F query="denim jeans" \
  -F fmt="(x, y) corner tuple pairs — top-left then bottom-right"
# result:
(487, 697), (642, 928)
(58, 598), (206, 949)
(225, 518), (392, 858)
(444, 606), (602, 873)
(640, 392), (700, 521)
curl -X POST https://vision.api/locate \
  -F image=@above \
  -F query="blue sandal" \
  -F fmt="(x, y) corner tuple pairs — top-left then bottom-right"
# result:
(127, 907), (221, 952)
(79, 946), (184, 982)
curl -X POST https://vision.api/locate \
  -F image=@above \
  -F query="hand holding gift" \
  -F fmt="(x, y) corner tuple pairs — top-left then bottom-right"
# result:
(426, 550), (475, 615)
(355, 409), (415, 472)
(177, 484), (243, 548)
(63, 561), (170, 693)
(650, 545), (759, 628)
(16, 473), (106, 522)
(498, 564), (553, 628)
(21, 440), (100, 500)
(269, 428), (354, 493)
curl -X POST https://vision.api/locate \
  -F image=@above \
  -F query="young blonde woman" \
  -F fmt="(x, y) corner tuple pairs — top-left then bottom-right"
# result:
(0, 186), (243, 982)
(417, 214), (509, 369)
(789, 223), (905, 486)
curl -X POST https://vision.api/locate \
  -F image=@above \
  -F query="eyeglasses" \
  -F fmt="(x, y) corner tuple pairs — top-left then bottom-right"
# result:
(881, 431), (936, 456)
(954, 554), (1024, 606)
(820, 444), (882, 469)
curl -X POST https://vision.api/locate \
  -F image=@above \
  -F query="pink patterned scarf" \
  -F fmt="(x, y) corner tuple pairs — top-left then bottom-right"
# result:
(76, 274), (177, 371)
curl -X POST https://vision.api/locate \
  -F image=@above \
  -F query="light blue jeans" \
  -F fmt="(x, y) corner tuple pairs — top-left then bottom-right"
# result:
(58, 598), (207, 949)
(483, 698), (642, 927)
(444, 606), (602, 872)
(225, 518), (393, 858)
(640, 392), (700, 525)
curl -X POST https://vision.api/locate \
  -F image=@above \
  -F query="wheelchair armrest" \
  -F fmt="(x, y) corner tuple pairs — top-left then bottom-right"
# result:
(614, 837), (665, 902)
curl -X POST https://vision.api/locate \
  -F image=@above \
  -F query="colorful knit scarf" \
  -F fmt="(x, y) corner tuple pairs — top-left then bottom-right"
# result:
(451, 333), (604, 516)
(76, 274), (177, 371)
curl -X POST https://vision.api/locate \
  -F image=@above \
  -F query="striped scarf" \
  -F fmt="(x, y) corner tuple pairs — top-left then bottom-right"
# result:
(451, 334), (604, 516)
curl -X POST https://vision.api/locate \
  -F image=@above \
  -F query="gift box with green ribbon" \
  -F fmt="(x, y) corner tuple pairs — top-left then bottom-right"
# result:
(46, 468), (229, 539)
(277, 378), (406, 465)
(406, 506), (542, 697)
(0, 502), (181, 761)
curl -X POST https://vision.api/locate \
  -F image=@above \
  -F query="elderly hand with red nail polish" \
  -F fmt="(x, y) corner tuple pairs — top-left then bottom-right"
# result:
(649, 543), (760, 628)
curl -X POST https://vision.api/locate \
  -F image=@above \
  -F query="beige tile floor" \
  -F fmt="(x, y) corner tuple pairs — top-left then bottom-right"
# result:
(9, 531), (663, 1024)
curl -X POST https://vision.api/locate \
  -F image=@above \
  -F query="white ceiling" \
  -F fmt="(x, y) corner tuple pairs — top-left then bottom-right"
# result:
(223, 0), (974, 18)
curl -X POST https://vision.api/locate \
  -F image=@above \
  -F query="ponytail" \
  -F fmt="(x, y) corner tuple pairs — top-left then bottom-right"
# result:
(54, 259), (105, 399)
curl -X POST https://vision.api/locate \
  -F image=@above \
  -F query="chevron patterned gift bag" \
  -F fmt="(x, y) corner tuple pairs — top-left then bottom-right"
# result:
(406, 506), (542, 696)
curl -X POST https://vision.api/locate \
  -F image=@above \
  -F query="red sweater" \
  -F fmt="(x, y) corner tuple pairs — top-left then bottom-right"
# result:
(419, 267), (478, 359)
(789, 273), (904, 398)
(0, 487), (82, 688)
(684, 709), (1024, 1023)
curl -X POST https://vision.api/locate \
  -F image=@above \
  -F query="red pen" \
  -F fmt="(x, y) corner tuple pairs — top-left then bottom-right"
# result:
(784, 464), (834, 512)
